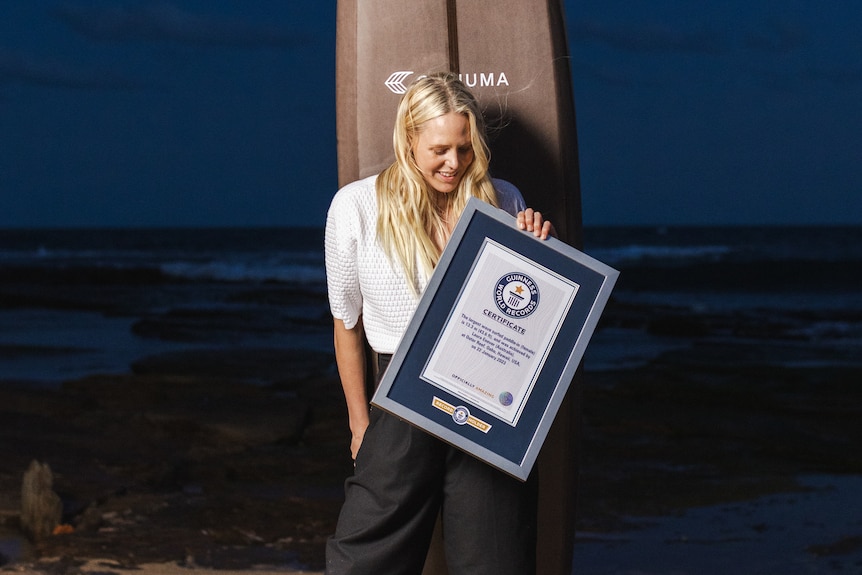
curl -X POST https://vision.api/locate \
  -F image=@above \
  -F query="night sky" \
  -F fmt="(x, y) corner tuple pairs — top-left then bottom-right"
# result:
(1, 1), (860, 228)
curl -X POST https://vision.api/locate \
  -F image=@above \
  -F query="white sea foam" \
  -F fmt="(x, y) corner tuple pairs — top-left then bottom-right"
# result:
(160, 259), (326, 284)
(588, 243), (732, 266)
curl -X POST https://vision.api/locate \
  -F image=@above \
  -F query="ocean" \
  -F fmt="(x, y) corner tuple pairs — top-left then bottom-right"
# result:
(1, 226), (861, 386)
(0, 228), (331, 385)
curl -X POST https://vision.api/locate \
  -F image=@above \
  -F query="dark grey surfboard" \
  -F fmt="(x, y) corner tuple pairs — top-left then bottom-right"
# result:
(335, 2), (582, 573)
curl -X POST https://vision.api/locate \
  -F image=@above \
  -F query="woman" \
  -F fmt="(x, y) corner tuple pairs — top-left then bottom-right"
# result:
(324, 72), (553, 575)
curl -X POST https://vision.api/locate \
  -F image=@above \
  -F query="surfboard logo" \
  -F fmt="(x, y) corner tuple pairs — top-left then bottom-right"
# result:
(384, 71), (512, 94)
(495, 272), (539, 318)
(384, 71), (414, 94)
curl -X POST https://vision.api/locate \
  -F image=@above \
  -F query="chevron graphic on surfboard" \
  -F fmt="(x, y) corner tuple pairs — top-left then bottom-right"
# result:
(383, 71), (414, 94)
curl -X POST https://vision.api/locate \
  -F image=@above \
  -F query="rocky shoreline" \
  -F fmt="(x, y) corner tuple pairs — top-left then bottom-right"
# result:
(1, 348), (346, 573)
(2, 300), (862, 573)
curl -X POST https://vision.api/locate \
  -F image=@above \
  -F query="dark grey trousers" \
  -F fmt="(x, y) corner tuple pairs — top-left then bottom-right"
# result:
(325, 358), (537, 575)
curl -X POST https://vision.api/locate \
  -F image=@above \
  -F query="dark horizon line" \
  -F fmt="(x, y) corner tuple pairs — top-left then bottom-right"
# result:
(2, 222), (861, 232)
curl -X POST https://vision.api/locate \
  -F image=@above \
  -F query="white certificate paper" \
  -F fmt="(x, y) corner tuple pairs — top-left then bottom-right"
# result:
(421, 239), (579, 426)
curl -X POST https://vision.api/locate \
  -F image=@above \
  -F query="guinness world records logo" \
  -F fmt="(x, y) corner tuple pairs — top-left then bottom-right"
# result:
(452, 406), (470, 425)
(494, 272), (539, 318)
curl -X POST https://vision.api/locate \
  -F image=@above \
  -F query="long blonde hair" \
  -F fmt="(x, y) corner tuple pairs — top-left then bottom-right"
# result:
(376, 72), (499, 293)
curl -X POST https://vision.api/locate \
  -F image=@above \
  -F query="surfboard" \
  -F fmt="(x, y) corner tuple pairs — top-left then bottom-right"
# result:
(335, 1), (582, 573)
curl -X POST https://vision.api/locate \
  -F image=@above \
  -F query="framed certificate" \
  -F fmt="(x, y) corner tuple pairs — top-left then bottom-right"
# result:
(371, 198), (619, 481)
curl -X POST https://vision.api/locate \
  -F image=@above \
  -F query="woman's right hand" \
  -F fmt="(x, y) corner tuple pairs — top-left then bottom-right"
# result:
(350, 420), (369, 461)
(333, 318), (372, 463)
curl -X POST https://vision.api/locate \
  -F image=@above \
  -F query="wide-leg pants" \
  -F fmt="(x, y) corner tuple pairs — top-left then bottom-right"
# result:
(325, 390), (538, 575)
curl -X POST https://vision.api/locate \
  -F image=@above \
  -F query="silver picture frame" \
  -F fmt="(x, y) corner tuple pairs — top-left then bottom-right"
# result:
(371, 198), (618, 480)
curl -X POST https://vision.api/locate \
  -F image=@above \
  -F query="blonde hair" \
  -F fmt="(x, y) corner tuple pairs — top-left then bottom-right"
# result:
(376, 72), (499, 293)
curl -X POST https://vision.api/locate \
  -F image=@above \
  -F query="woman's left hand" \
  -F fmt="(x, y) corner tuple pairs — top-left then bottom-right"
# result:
(517, 208), (557, 240)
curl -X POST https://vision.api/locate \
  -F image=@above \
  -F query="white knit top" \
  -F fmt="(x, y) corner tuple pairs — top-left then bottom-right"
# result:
(324, 174), (526, 354)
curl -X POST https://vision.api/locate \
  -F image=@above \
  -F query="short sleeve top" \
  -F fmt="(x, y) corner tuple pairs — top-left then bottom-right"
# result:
(324, 174), (526, 354)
